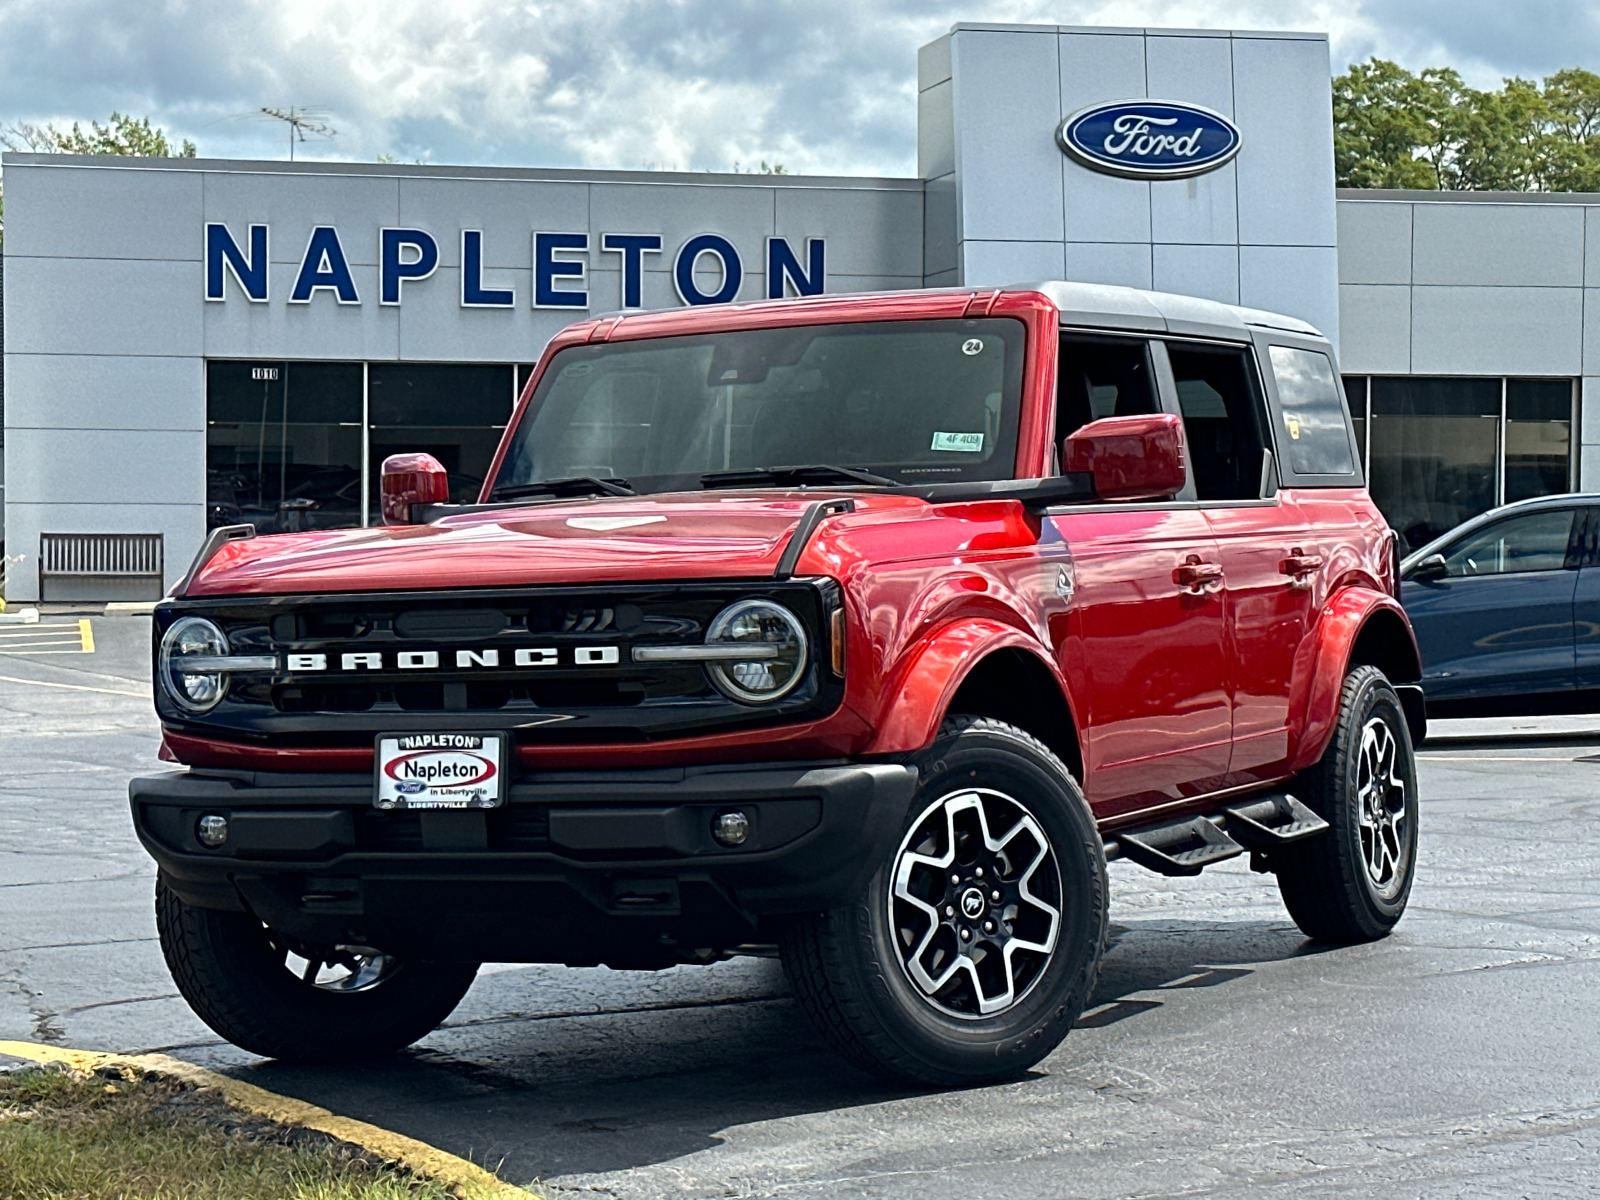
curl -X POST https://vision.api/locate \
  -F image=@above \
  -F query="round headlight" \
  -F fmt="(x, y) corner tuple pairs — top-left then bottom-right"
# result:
(705, 600), (809, 704)
(160, 617), (231, 712)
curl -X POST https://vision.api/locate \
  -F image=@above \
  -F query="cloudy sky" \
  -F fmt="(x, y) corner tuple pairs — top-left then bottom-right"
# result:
(2, 0), (1598, 178)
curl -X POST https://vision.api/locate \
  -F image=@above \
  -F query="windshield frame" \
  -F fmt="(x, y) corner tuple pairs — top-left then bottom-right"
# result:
(484, 311), (1038, 501)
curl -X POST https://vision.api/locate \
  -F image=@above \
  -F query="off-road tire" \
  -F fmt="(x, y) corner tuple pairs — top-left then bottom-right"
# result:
(1276, 665), (1419, 943)
(780, 716), (1108, 1087)
(156, 879), (479, 1062)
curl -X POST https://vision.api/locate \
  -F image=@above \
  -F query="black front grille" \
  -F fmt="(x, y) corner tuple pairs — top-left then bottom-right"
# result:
(157, 581), (844, 744)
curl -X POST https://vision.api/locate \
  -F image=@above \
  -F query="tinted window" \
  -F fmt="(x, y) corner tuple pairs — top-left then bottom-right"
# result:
(206, 362), (363, 534)
(1441, 509), (1575, 577)
(1056, 336), (1157, 443)
(1269, 346), (1355, 476)
(495, 319), (1026, 495)
(1368, 377), (1499, 554)
(368, 364), (514, 506)
(1505, 379), (1573, 504)
(1168, 343), (1268, 502)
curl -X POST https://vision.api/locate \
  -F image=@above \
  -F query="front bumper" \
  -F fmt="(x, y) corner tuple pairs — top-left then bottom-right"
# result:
(130, 759), (918, 967)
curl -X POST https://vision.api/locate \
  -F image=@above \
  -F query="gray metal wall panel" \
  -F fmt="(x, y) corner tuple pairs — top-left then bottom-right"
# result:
(1063, 241), (1153, 290)
(5, 163), (202, 261)
(1152, 243), (1238, 304)
(950, 30), (1065, 244)
(6, 428), (204, 504)
(1411, 285), (1583, 375)
(1057, 31), (1149, 245)
(203, 263), (398, 360)
(1337, 284), (1411, 374)
(1240, 245), (1339, 343)
(1230, 35), (1337, 248)
(918, 79), (955, 181)
(4, 257), (203, 357)
(1336, 201), (1412, 285)
(1412, 203), (1584, 287)
(3, 354), (203, 430)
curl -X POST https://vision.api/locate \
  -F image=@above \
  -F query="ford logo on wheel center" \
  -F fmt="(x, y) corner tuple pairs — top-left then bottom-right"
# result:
(1056, 99), (1242, 180)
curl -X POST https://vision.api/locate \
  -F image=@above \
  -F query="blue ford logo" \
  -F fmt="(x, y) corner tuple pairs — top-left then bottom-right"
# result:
(1057, 99), (1241, 180)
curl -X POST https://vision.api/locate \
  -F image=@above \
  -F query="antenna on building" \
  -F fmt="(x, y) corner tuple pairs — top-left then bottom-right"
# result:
(258, 107), (336, 161)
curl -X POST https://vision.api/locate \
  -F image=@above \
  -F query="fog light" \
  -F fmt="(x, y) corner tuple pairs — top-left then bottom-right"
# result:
(711, 810), (750, 847)
(196, 813), (229, 848)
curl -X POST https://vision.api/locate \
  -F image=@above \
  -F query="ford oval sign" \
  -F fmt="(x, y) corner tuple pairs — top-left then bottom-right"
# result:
(1056, 99), (1241, 180)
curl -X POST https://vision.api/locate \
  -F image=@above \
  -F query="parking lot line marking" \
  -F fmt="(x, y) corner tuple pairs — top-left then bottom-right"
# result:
(0, 672), (150, 699)
(0, 621), (97, 656)
(0, 1040), (535, 1198)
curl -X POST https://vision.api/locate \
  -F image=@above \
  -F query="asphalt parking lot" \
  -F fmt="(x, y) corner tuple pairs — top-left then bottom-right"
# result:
(2, 613), (1598, 1196)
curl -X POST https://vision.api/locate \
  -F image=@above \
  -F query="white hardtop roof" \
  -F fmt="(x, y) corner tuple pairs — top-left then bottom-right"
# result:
(1014, 280), (1324, 343)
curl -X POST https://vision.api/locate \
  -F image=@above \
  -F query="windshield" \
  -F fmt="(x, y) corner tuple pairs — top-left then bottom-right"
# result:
(490, 318), (1027, 496)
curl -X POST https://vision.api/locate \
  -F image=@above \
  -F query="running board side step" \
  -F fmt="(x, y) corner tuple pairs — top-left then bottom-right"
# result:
(1113, 817), (1243, 877)
(1106, 793), (1328, 877)
(1221, 793), (1328, 848)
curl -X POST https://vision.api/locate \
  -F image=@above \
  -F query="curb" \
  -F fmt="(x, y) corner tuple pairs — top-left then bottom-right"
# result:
(0, 1040), (535, 1199)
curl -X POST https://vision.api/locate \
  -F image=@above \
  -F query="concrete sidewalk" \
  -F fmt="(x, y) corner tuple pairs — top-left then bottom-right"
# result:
(1426, 712), (1600, 744)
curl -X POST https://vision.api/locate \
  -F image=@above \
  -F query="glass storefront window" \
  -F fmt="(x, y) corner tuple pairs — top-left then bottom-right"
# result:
(1341, 376), (1368, 467)
(1354, 375), (1575, 553)
(206, 362), (364, 533)
(368, 364), (515, 507)
(1368, 377), (1501, 554)
(1505, 379), (1573, 504)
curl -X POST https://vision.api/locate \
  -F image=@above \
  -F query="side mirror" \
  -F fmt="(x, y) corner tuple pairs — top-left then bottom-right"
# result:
(1062, 413), (1187, 502)
(380, 453), (450, 525)
(1409, 552), (1448, 583)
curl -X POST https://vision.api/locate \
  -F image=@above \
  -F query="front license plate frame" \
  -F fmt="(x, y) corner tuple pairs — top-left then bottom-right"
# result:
(374, 732), (508, 810)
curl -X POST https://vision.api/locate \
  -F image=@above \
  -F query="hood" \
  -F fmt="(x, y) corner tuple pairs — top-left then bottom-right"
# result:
(183, 491), (921, 597)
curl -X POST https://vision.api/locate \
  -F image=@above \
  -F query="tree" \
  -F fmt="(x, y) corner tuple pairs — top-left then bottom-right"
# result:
(1333, 59), (1443, 189)
(1, 112), (196, 158)
(1335, 59), (1600, 192)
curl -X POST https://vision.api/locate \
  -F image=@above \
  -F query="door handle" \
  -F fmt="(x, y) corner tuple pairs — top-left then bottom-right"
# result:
(1174, 558), (1224, 592)
(1279, 553), (1324, 577)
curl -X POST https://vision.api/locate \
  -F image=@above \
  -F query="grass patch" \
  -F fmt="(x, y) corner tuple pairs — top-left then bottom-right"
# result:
(0, 1061), (462, 1199)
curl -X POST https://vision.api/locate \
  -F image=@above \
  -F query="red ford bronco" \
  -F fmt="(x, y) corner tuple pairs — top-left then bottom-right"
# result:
(133, 282), (1424, 1085)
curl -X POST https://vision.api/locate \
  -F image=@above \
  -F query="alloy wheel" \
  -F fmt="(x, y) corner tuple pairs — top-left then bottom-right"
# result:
(1356, 715), (1410, 899)
(888, 788), (1062, 1019)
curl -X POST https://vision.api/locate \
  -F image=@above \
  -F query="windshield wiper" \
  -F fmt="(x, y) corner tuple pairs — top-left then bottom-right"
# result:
(700, 465), (898, 490)
(491, 476), (635, 500)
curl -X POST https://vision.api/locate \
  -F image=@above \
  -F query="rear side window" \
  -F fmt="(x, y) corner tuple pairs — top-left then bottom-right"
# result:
(1167, 343), (1268, 502)
(1441, 509), (1576, 577)
(1269, 346), (1356, 476)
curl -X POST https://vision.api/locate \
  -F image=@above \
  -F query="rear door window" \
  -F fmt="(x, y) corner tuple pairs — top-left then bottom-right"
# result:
(1166, 343), (1269, 502)
(1268, 345), (1356, 476)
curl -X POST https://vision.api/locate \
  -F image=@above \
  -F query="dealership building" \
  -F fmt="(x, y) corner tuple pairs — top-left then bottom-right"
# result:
(1, 20), (1597, 599)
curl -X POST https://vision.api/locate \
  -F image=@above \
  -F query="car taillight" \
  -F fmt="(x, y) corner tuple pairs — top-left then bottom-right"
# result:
(1388, 530), (1402, 599)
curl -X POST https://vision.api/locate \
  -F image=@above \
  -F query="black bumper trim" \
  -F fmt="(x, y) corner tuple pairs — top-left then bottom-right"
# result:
(131, 760), (919, 926)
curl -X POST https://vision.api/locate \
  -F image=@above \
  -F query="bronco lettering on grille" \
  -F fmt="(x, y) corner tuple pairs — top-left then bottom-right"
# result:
(282, 646), (622, 672)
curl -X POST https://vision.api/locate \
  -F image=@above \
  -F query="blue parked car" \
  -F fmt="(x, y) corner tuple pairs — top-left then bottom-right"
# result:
(1401, 494), (1600, 717)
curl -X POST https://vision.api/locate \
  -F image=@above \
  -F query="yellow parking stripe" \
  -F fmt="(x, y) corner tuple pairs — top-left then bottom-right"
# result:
(0, 1041), (534, 1198)
(0, 620), (95, 655)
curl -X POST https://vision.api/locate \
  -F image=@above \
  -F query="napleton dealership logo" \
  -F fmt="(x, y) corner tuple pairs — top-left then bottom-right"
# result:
(1056, 99), (1242, 180)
